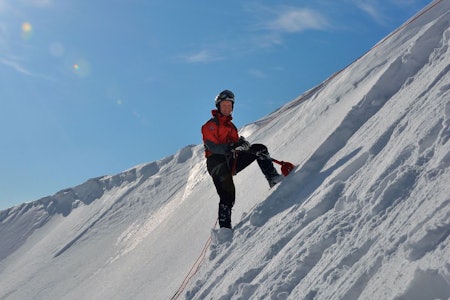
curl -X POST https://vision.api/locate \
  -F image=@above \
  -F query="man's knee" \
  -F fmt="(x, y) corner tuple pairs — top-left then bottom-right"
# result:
(251, 143), (269, 158)
(251, 143), (267, 151)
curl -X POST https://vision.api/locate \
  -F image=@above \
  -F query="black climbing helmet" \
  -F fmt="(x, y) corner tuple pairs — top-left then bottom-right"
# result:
(215, 90), (235, 110)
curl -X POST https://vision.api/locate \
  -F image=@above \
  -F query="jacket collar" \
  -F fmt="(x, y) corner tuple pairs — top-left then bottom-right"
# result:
(211, 109), (233, 121)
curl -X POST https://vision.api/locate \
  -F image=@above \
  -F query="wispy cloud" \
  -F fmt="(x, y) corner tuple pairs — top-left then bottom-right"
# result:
(0, 56), (56, 81)
(182, 49), (224, 64)
(248, 68), (268, 79)
(267, 7), (329, 33)
(353, 1), (387, 25)
(0, 56), (34, 76)
(353, 0), (426, 26)
(179, 5), (330, 63)
(249, 5), (329, 48)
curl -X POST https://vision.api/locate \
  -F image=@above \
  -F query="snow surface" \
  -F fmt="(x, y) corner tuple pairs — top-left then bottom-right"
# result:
(1, 1), (450, 299)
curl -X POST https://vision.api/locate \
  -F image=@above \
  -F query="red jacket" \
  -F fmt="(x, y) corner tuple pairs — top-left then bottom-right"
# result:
(202, 110), (239, 157)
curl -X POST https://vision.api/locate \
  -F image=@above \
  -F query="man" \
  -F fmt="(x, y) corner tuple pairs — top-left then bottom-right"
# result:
(201, 89), (282, 229)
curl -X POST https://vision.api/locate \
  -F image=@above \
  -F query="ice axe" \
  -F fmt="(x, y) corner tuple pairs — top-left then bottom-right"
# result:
(272, 158), (295, 176)
(251, 149), (295, 176)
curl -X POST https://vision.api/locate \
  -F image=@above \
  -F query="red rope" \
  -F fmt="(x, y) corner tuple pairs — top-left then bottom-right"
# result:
(170, 219), (218, 300)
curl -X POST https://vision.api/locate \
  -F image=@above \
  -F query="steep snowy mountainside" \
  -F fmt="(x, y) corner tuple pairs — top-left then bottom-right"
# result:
(185, 1), (450, 299)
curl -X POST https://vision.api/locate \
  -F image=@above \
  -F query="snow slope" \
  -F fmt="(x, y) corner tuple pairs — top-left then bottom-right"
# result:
(1, 1), (450, 299)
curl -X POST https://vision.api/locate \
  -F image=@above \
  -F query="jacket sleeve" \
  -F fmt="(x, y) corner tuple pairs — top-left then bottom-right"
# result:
(202, 121), (231, 155)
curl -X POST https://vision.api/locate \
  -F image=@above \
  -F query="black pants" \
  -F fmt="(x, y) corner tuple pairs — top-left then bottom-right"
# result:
(206, 144), (278, 227)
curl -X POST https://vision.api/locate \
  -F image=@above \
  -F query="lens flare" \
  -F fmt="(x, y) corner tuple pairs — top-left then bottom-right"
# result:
(21, 22), (33, 39)
(72, 59), (91, 77)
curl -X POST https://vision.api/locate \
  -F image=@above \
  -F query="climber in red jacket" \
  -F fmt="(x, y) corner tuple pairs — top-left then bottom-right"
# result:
(201, 90), (282, 228)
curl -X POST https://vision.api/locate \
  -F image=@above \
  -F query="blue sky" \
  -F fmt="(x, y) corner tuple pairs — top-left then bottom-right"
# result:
(0, 0), (430, 210)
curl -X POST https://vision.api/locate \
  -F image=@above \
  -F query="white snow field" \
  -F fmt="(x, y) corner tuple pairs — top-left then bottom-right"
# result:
(1, 1), (449, 299)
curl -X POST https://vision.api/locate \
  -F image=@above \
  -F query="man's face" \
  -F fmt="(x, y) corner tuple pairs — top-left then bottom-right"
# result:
(219, 100), (233, 116)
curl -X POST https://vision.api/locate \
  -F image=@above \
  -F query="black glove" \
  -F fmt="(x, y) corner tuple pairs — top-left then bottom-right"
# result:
(231, 136), (251, 152)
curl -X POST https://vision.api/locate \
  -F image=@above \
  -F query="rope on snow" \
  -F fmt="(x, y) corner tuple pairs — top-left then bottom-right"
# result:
(170, 219), (218, 300)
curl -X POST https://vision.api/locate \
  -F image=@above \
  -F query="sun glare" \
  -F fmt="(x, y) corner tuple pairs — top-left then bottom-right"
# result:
(21, 22), (33, 39)
(72, 59), (91, 77)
